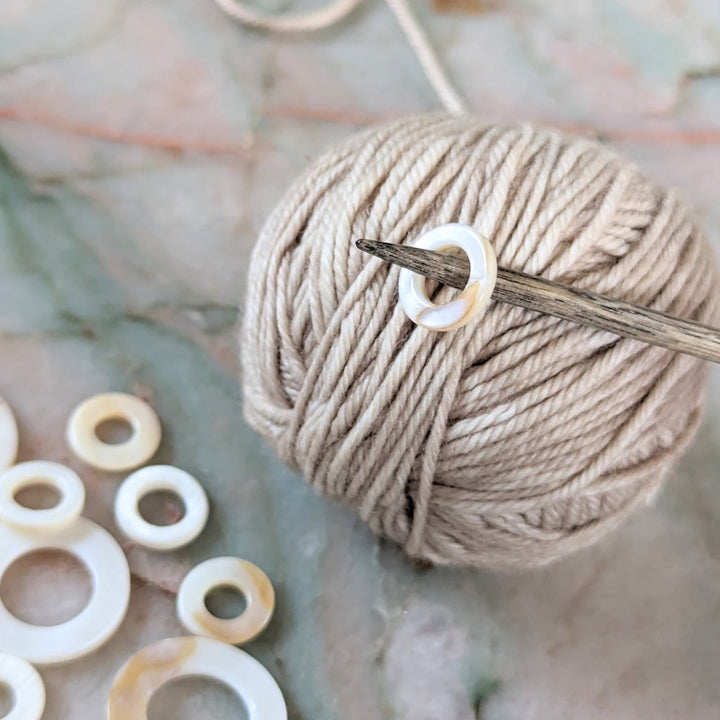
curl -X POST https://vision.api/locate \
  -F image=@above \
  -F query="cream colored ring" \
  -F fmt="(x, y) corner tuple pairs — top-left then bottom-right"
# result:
(0, 397), (18, 472)
(176, 557), (275, 645)
(66, 393), (161, 472)
(0, 517), (131, 665)
(114, 465), (209, 551)
(398, 223), (497, 331)
(0, 653), (46, 720)
(107, 636), (287, 720)
(213, 0), (362, 33)
(0, 461), (85, 533)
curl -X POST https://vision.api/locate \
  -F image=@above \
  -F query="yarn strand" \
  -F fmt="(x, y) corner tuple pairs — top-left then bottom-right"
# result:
(212, 0), (467, 115)
(383, 0), (467, 115)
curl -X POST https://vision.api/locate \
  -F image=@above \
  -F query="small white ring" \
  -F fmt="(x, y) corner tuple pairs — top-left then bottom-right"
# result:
(398, 223), (497, 331)
(0, 517), (131, 665)
(107, 636), (287, 720)
(114, 465), (209, 551)
(66, 393), (161, 472)
(0, 461), (85, 533)
(0, 653), (45, 720)
(0, 397), (18, 472)
(177, 557), (275, 645)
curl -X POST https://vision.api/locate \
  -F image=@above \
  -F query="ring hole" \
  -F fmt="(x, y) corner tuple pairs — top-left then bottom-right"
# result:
(0, 683), (15, 719)
(95, 417), (134, 445)
(138, 490), (186, 527)
(0, 549), (92, 626)
(204, 585), (247, 619)
(424, 246), (469, 302)
(13, 481), (61, 510)
(147, 676), (249, 720)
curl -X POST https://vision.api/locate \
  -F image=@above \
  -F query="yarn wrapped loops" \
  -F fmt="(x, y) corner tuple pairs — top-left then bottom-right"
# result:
(241, 115), (719, 569)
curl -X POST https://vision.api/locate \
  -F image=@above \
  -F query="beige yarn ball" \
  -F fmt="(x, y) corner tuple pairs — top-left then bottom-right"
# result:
(241, 115), (719, 569)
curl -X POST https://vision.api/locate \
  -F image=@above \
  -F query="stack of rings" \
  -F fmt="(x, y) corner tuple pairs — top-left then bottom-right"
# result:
(0, 423), (132, 667)
(0, 518), (131, 665)
(0, 390), (284, 717)
(109, 556), (280, 717)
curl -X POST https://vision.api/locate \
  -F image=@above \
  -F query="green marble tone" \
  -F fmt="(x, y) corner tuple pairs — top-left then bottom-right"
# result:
(1, 1), (720, 718)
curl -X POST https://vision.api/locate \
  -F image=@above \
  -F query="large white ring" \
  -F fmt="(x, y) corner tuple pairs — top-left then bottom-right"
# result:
(0, 461), (85, 533)
(114, 465), (209, 551)
(66, 393), (161, 472)
(0, 653), (45, 720)
(0, 517), (131, 665)
(398, 223), (497, 331)
(0, 397), (18, 472)
(176, 557), (275, 645)
(107, 636), (287, 720)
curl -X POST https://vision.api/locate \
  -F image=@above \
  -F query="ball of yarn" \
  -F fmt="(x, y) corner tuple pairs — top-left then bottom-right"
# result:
(241, 115), (719, 569)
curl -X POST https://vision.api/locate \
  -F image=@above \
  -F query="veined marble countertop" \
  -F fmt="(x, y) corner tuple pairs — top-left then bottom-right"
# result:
(2, 1), (720, 718)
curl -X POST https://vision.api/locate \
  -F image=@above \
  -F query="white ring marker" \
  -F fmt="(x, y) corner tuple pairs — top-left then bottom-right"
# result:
(0, 397), (18, 472)
(114, 465), (209, 551)
(0, 517), (131, 665)
(66, 393), (161, 472)
(107, 636), (287, 720)
(0, 461), (85, 533)
(398, 223), (497, 331)
(0, 653), (46, 720)
(177, 557), (275, 645)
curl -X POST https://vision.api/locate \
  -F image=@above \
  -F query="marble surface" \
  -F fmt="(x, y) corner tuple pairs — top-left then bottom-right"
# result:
(1, 0), (720, 718)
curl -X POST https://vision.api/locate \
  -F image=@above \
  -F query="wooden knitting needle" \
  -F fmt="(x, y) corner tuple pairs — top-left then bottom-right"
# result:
(355, 239), (720, 363)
